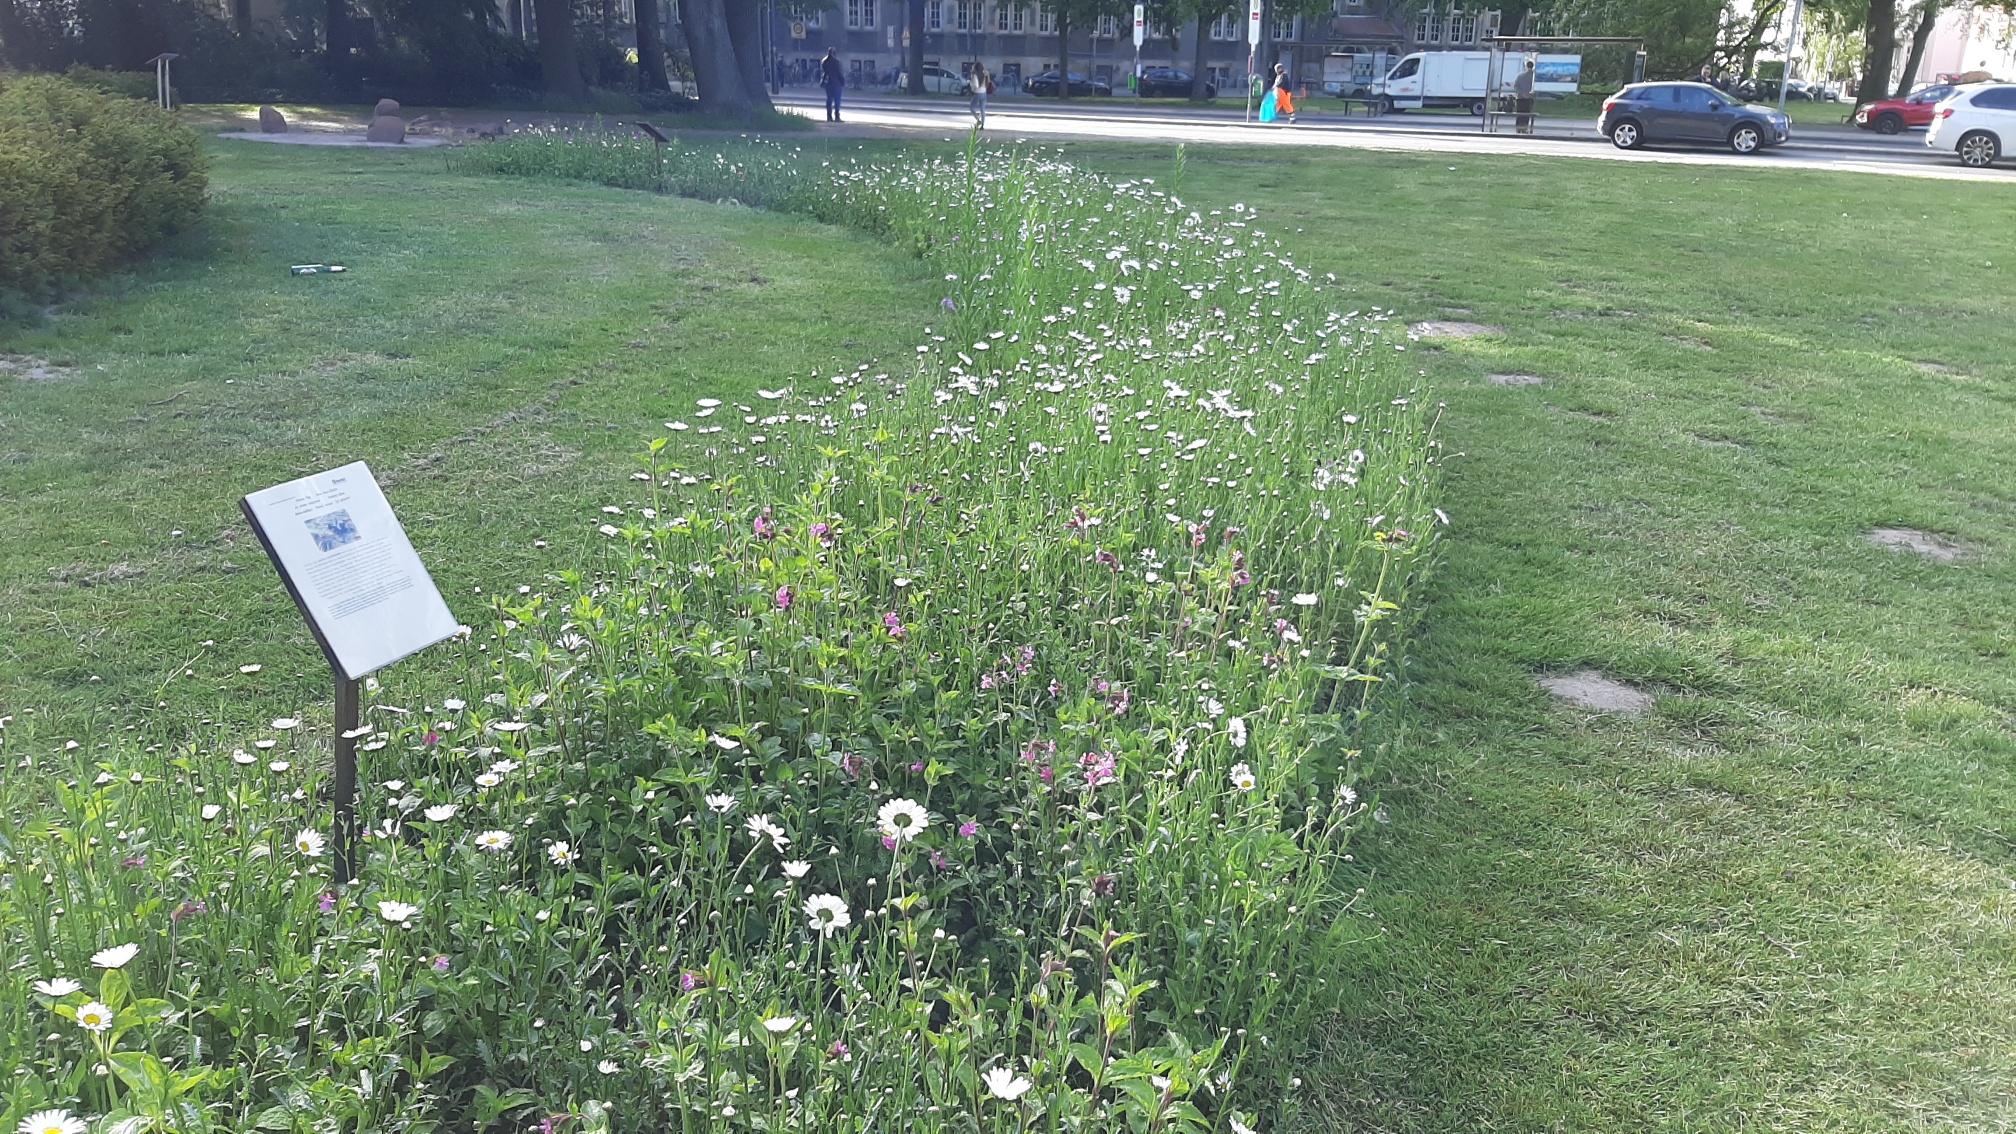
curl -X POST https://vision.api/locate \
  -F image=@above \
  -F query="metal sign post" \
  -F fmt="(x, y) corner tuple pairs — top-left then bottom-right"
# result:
(1244, 0), (1262, 121)
(148, 53), (179, 110)
(1133, 3), (1145, 97)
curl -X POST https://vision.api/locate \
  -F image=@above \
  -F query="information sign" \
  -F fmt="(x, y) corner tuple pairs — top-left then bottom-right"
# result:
(1247, 0), (1262, 45)
(241, 461), (460, 680)
(1133, 3), (1145, 47)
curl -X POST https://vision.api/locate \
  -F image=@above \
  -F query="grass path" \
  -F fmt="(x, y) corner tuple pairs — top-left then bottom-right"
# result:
(6, 133), (2016, 1130)
(0, 138), (932, 720)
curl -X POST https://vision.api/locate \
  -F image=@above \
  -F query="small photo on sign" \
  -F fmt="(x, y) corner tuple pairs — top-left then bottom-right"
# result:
(305, 509), (361, 552)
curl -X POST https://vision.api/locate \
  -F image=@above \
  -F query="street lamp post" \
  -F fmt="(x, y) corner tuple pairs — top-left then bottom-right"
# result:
(1777, 0), (1806, 115)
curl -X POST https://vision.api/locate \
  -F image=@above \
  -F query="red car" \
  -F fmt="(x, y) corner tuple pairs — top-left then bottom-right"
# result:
(1855, 83), (1958, 133)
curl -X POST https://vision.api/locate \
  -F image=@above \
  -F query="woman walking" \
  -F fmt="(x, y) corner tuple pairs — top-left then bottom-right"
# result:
(968, 61), (992, 128)
(1271, 64), (1296, 123)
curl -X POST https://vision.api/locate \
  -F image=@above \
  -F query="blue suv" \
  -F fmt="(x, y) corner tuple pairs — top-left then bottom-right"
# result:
(1598, 82), (1791, 154)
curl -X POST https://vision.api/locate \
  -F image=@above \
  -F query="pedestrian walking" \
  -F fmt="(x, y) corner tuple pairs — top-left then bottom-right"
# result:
(1512, 55), (1536, 135)
(1272, 64), (1296, 123)
(820, 48), (845, 122)
(968, 61), (992, 128)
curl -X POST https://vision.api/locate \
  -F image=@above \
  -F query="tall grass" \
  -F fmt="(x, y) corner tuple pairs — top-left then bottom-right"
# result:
(2, 133), (1443, 1134)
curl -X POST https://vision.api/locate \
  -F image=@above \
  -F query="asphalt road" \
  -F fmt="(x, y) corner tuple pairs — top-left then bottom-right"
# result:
(781, 91), (2016, 184)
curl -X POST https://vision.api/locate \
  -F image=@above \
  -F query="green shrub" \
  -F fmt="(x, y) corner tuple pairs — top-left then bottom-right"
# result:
(59, 65), (163, 102)
(0, 74), (207, 299)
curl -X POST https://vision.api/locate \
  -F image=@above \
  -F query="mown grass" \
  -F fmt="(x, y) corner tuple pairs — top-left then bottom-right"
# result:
(6, 131), (2016, 1131)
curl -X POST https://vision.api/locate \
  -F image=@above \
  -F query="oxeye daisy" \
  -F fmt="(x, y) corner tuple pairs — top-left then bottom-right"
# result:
(377, 900), (421, 924)
(74, 1001), (115, 1033)
(423, 804), (459, 822)
(1229, 763), (1257, 792)
(474, 830), (513, 852)
(17, 1109), (87, 1134)
(31, 977), (81, 997)
(294, 828), (326, 858)
(90, 943), (139, 969)
(547, 841), (579, 867)
(804, 893), (851, 937)
(876, 798), (930, 844)
(981, 1066), (1034, 1101)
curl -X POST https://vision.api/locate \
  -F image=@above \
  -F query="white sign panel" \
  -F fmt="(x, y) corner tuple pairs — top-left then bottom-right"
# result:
(1133, 3), (1145, 47)
(1247, 0), (1262, 45)
(242, 461), (460, 680)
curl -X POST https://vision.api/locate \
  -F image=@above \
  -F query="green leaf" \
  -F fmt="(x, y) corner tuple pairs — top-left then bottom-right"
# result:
(98, 968), (130, 1011)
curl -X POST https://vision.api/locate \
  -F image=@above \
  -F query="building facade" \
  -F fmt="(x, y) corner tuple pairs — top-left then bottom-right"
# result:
(775, 3), (1499, 93)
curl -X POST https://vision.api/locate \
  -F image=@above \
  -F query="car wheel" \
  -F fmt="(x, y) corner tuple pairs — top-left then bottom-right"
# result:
(1469, 98), (1486, 115)
(1874, 111), (1904, 134)
(1610, 119), (1642, 149)
(1958, 130), (2000, 167)
(1728, 123), (1763, 153)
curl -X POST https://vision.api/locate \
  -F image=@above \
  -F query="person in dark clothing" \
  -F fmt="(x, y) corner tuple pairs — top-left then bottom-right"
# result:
(1511, 56), (1536, 135)
(820, 49), (845, 121)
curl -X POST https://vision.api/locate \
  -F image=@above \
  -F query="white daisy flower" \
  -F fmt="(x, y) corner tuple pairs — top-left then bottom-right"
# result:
(981, 1066), (1034, 1101)
(271, 717), (299, 730)
(442, 698), (466, 711)
(423, 804), (459, 822)
(90, 943), (139, 970)
(804, 893), (851, 937)
(17, 1108), (87, 1134)
(201, 804), (222, 821)
(876, 798), (930, 844)
(761, 1015), (798, 1034)
(1228, 717), (1248, 748)
(377, 900), (421, 924)
(474, 830), (513, 853)
(597, 1059), (620, 1074)
(1229, 763), (1257, 793)
(231, 750), (256, 765)
(781, 860), (811, 879)
(74, 1001), (115, 1033)
(237, 664), (262, 674)
(294, 828), (326, 858)
(547, 841), (579, 867)
(1291, 592), (1318, 606)
(32, 977), (81, 997)
(705, 793), (737, 814)
(268, 761), (290, 773)
(475, 773), (503, 789)
(489, 759), (520, 774)
(745, 814), (789, 850)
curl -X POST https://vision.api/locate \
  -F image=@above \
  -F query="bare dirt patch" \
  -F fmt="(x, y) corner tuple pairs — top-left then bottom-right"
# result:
(1410, 320), (1504, 340)
(1866, 527), (1973, 563)
(1487, 373), (1544, 386)
(1539, 670), (1654, 715)
(1, 356), (77, 382)
(49, 563), (144, 587)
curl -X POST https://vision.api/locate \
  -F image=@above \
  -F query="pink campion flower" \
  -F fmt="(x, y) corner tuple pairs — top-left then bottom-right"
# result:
(171, 900), (207, 923)
(1064, 506), (1089, 532)
(753, 507), (775, 540)
(1223, 526), (1243, 542)
(1095, 679), (1110, 695)
(1092, 873), (1116, 897)
(121, 855), (147, 869)
(841, 753), (866, 779)
(957, 820), (979, 838)
(810, 522), (835, 547)
(775, 585), (794, 611)
(680, 971), (699, 992)
(318, 892), (337, 914)
(929, 849), (949, 870)
(1081, 750), (1118, 789)
(1233, 568), (1253, 587)
(1190, 523), (1208, 548)
(1039, 766), (1054, 783)
(432, 955), (451, 973)
(882, 612), (906, 640)
(1109, 688), (1131, 716)
(1017, 645), (1035, 673)
(941, 297), (957, 310)
(979, 672), (997, 690)
(828, 1040), (851, 1061)
(1048, 678), (1064, 697)
(423, 731), (440, 746)
(909, 762), (925, 773)
(881, 836), (898, 851)
(1095, 549), (1120, 571)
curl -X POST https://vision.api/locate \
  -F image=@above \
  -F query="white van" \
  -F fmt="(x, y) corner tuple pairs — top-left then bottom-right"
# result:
(1373, 51), (1581, 114)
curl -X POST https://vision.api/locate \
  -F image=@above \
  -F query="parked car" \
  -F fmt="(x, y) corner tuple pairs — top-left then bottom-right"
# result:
(1597, 81), (1791, 153)
(904, 65), (972, 94)
(1025, 70), (1111, 97)
(1137, 67), (1215, 99)
(1926, 81), (2016, 167)
(1855, 83), (1958, 133)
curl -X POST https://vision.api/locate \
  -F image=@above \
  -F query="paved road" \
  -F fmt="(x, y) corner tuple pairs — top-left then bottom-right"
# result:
(782, 91), (2016, 184)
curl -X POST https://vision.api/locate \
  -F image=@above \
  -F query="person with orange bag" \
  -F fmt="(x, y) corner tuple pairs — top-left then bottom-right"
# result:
(1272, 64), (1296, 123)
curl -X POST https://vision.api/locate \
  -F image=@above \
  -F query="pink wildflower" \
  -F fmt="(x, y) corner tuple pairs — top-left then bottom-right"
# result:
(1048, 678), (1064, 697)
(753, 507), (775, 540)
(1081, 750), (1118, 789)
(1095, 549), (1120, 571)
(957, 820), (979, 838)
(775, 585), (794, 610)
(318, 892), (336, 914)
(882, 612), (906, 640)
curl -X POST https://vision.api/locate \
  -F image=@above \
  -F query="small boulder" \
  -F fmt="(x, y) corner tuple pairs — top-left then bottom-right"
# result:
(258, 105), (288, 133)
(373, 98), (401, 117)
(365, 114), (406, 143)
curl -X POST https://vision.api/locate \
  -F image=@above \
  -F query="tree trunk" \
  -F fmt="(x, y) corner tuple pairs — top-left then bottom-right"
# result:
(678, 0), (754, 113)
(325, 0), (348, 79)
(1893, 0), (1940, 96)
(1256, 0), (1272, 90)
(723, 0), (774, 108)
(233, 0), (251, 33)
(636, 0), (669, 91)
(1189, 14), (1208, 100)
(532, 0), (588, 100)
(1056, 9), (1070, 99)
(907, 0), (925, 94)
(1857, 0), (1895, 104)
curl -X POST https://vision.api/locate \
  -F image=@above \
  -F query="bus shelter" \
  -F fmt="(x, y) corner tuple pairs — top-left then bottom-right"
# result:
(1482, 35), (1646, 136)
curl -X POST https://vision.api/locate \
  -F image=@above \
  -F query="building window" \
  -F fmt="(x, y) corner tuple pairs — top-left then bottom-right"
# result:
(926, 0), (943, 30)
(846, 0), (877, 30)
(955, 0), (978, 31)
(1416, 10), (1440, 42)
(1210, 12), (1237, 39)
(1272, 16), (1295, 39)
(1207, 64), (1233, 88)
(1035, 5), (1056, 33)
(1452, 13), (1477, 43)
(998, 3), (1024, 32)
(1096, 14), (1118, 37)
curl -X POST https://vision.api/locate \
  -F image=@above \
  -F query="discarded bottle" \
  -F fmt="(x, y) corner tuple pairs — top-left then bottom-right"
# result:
(289, 265), (348, 275)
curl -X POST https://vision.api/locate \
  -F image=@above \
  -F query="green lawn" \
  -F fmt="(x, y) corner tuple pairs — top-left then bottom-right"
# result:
(6, 130), (2016, 1131)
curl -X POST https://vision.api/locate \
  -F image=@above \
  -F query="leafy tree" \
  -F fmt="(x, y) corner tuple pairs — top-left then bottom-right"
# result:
(1042, 0), (1127, 98)
(531, 0), (587, 100)
(677, 0), (750, 112)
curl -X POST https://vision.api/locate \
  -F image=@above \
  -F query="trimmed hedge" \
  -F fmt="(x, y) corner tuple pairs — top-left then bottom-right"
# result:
(0, 74), (207, 299)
